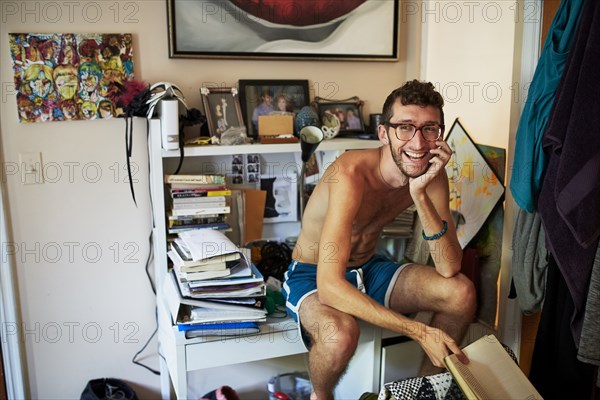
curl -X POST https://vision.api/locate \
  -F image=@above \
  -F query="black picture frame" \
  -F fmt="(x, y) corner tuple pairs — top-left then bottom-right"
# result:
(200, 87), (245, 138)
(313, 96), (365, 137)
(238, 79), (310, 138)
(167, 0), (399, 61)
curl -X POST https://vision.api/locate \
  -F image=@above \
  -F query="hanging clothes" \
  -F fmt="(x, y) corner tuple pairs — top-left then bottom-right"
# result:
(529, 255), (596, 399)
(577, 244), (600, 388)
(509, 0), (583, 212)
(511, 206), (548, 314)
(538, 0), (600, 344)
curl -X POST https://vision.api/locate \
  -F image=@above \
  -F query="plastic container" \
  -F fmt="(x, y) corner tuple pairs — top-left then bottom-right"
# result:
(267, 372), (312, 400)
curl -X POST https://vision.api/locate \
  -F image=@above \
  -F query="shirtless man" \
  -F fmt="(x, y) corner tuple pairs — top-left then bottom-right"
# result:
(282, 80), (476, 400)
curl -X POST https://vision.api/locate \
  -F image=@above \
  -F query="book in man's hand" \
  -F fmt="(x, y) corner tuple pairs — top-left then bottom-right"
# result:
(444, 334), (543, 400)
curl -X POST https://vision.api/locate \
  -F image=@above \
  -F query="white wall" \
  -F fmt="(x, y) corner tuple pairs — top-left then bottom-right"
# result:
(421, 0), (518, 150)
(0, 1), (522, 398)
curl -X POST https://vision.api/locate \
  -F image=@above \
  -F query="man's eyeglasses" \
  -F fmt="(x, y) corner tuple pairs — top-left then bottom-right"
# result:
(385, 122), (444, 142)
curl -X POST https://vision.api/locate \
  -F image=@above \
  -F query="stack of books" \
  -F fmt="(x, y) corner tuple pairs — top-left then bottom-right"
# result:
(164, 228), (267, 338)
(166, 174), (232, 234)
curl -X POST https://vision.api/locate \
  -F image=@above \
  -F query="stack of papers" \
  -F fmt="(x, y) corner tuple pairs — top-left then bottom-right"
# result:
(168, 238), (243, 282)
(163, 229), (267, 336)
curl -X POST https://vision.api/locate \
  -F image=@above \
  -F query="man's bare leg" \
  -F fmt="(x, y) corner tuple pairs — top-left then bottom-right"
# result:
(388, 264), (477, 375)
(299, 294), (361, 400)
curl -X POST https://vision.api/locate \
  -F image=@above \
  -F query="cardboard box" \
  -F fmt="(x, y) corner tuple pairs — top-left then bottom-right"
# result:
(258, 115), (294, 136)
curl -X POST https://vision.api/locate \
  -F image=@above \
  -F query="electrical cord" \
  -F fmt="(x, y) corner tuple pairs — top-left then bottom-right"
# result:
(131, 230), (160, 376)
(131, 125), (161, 375)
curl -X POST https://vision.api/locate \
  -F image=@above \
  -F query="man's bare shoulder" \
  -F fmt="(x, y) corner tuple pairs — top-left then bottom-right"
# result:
(323, 147), (381, 182)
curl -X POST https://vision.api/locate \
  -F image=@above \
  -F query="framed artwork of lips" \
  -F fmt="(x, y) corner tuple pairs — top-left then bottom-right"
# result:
(167, 0), (399, 61)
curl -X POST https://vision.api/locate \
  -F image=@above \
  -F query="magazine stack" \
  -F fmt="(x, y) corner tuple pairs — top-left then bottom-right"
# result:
(164, 228), (267, 338)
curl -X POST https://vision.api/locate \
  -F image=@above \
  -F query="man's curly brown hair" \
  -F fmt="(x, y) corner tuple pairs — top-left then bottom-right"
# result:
(381, 80), (445, 127)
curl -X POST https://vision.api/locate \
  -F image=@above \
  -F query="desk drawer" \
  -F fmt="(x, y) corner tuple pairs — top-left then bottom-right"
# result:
(185, 327), (307, 370)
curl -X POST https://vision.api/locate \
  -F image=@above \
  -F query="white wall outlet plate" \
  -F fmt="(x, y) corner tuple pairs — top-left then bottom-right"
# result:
(19, 152), (44, 185)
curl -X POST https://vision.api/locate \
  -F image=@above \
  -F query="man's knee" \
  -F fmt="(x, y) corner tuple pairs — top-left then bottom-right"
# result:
(306, 314), (360, 359)
(447, 273), (477, 316)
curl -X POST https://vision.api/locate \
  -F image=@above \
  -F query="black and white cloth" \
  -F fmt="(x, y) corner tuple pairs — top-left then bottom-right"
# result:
(378, 372), (464, 400)
(378, 344), (518, 400)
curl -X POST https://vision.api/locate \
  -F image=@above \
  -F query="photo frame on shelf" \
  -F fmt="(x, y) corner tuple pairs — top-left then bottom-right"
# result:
(238, 79), (310, 138)
(200, 87), (244, 138)
(313, 96), (365, 139)
(167, 0), (399, 61)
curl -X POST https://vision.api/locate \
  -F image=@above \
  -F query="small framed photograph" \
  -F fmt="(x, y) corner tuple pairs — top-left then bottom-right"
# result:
(313, 96), (365, 138)
(200, 87), (244, 138)
(238, 80), (310, 138)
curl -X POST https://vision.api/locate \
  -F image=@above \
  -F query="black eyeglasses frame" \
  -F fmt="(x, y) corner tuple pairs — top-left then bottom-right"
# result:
(384, 122), (445, 142)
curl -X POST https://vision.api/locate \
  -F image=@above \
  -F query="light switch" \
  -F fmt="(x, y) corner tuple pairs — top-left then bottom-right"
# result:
(19, 152), (44, 185)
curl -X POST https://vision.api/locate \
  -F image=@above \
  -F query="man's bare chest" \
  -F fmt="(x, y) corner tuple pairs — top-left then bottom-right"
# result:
(352, 189), (413, 234)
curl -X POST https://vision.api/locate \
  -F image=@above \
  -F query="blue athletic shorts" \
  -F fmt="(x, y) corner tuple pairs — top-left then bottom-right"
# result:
(281, 254), (411, 323)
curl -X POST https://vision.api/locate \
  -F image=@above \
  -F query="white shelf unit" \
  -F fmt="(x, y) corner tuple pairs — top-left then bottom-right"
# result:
(159, 137), (382, 158)
(148, 119), (394, 399)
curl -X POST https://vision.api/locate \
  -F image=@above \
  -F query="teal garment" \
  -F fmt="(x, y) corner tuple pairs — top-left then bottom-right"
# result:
(509, 0), (584, 212)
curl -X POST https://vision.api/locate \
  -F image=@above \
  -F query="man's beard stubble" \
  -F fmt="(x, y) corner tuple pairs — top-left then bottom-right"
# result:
(388, 143), (431, 179)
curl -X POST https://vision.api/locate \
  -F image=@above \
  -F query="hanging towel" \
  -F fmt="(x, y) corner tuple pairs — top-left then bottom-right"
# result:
(509, 0), (583, 212)
(538, 0), (600, 344)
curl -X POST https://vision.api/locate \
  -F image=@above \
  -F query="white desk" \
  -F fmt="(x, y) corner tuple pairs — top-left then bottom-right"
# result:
(157, 303), (308, 399)
(158, 300), (407, 399)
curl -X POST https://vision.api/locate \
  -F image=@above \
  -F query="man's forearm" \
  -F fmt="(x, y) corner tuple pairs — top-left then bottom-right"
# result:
(318, 278), (429, 339)
(412, 191), (462, 277)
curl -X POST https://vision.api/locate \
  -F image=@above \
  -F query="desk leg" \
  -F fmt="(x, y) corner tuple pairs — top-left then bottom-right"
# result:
(159, 354), (171, 399)
(174, 343), (187, 400)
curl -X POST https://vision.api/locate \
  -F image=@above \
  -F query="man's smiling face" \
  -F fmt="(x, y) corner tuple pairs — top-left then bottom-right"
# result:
(386, 101), (442, 178)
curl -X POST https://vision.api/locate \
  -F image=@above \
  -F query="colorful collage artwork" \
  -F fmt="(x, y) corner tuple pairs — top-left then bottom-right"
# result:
(9, 33), (134, 123)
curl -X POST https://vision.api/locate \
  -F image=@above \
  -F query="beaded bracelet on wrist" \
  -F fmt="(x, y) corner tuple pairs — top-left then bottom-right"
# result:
(422, 220), (448, 241)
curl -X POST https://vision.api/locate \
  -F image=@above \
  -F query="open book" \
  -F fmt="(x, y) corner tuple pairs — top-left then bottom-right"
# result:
(444, 335), (543, 400)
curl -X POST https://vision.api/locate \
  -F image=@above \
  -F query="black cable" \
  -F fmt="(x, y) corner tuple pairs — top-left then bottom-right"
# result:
(131, 119), (160, 375)
(130, 230), (160, 376)
(131, 308), (159, 375)
(125, 116), (137, 207)
(172, 126), (185, 175)
(133, 110), (205, 375)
